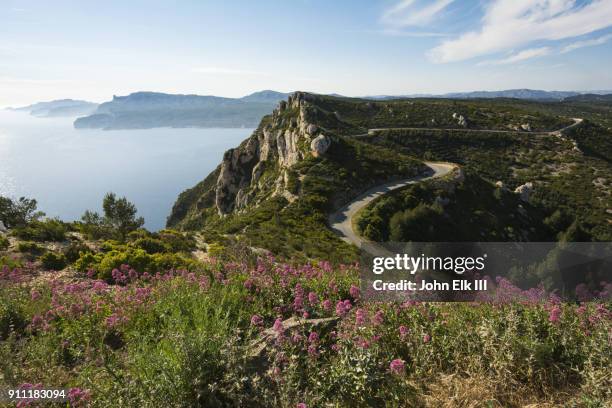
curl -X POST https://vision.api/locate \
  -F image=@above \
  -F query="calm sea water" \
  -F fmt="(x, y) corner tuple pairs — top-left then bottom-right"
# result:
(0, 110), (252, 230)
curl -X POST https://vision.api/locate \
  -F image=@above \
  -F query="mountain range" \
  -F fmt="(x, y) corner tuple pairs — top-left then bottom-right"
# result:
(73, 90), (290, 130)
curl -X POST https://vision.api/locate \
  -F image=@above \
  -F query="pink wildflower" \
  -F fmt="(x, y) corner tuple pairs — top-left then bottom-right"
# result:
(372, 310), (384, 326)
(250, 314), (263, 327)
(389, 358), (405, 375)
(549, 305), (562, 324)
(349, 284), (360, 299)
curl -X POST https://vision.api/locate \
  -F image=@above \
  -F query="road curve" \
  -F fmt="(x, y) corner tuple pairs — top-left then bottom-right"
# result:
(328, 162), (456, 247)
(329, 118), (582, 247)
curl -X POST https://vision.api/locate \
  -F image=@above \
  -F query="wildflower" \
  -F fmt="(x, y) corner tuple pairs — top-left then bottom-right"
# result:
(355, 308), (368, 326)
(322, 299), (332, 311)
(250, 314), (263, 327)
(273, 318), (284, 334)
(548, 305), (561, 324)
(307, 345), (319, 357)
(389, 358), (405, 375)
(307, 291), (319, 306)
(372, 310), (384, 326)
(335, 300), (348, 317)
(67, 388), (91, 406)
(308, 331), (319, 344)
(30, 289), (41, 301)
(349, 284), (360, 300)
(291, 333), (304, 344)
(297, 403), (307, 408)
(302, 311), (310, 319)
(423, 334), (431, 343)
(399, 325), (409, 339)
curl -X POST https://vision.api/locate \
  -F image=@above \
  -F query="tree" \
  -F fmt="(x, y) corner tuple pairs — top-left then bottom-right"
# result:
(102, 193), (145, 240)
(0, 196), (45, 228)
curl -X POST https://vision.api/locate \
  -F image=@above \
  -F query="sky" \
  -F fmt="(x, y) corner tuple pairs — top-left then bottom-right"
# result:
(1, 0), (612, 107)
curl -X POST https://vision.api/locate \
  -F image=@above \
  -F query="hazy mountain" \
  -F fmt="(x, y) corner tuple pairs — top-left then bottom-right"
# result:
(240, 90), (290, 103)
(9, 99), (99, 118)
(74, 91), (289, 130)
(366, 89), (612, 101)
(563, 93), (612, 103)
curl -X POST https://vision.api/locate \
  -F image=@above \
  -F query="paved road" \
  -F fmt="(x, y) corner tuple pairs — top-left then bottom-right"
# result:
(329, 118), (582, 248)
(328, 162), (456, 247)
(352, 118), (584, 138)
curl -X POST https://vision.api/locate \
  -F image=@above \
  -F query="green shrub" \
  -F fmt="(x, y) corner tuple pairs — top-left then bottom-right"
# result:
(0, 299), (27, 340)
(40, 252), (67, 270)
(12, 219), (67, 242)
(0, 235), (9, 251)
(158, 230), (196, 252)
(131, 237), (169, 254)
(63, 241), (92, 263)
(17, 241), (45, 255)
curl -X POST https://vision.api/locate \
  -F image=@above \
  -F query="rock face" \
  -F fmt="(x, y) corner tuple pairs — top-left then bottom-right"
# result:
(213, 92), (328, 215)
(0, 220), (6, 233)
(452, 113), (467, 127)
(310, 135), (331, 157)
(514, 182), (534, 202)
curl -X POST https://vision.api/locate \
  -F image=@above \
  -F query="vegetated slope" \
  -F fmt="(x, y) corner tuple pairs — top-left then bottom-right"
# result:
(296, 95), (572, 133)
(73, 91), (290, 130)
(168, 92), (427, 261)
(362, 119), (611, 241)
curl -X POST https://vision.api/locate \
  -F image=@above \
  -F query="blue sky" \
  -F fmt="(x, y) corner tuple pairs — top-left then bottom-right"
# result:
(1, 0), (612, 106)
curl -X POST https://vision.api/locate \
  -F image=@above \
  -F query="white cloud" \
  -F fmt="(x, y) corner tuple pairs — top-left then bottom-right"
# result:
(561, 33), (612, 53)
(428, 0), (612, 63)
(382, 0), (454, 27)
(478, 47), (551, 65)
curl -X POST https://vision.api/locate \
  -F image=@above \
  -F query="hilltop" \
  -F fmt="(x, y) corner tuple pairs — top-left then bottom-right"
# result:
(73, 90), (290, 130)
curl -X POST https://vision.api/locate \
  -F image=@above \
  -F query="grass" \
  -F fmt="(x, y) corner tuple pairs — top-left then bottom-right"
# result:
(0, 256), (609, 407)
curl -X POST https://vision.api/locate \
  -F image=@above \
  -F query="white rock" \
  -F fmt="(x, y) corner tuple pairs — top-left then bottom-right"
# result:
(310, 135), (331, 157)
(0, 220), (6, 233)
(514, 182), (534, 202)
(520, 123), (532, 132)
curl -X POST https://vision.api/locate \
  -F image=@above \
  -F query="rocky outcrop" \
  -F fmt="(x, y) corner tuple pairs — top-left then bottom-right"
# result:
(214, 92), (329, 215)
(452, 112), (467, 127)
(514, 182), (533, 202)
(311, 135), (331, 157)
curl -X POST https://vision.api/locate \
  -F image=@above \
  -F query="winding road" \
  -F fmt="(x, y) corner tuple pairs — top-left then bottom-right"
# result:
(328, 118), (583, 247)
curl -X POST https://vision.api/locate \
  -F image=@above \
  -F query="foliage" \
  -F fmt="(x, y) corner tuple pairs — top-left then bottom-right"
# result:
(11, 218), (68, 242)
(17, 241), (45, 255)
(0, 196), (45, 229)
(0, 258), (609, 407)
(40, 252), (67, 270)
(0, 235), (8, 251)
(80, 193), (145, 241)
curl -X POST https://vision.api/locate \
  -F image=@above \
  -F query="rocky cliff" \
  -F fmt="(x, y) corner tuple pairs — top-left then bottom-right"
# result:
(167, 92), (426, 231)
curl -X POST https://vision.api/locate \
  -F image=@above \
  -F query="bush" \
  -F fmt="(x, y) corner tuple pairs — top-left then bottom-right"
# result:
(17, 241), (45, 255)
(63, 242), (92, 263)
(131, 237), (169, 254)
(0, 235), (9, 251)
(0, 196), (44, 228)
(75, 247), (198, 280)
(41, 252), (67, 270)
(12, 219), (67, 242)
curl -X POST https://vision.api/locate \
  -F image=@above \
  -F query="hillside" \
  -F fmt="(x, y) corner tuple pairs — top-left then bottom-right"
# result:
(166, 92), (607, 259)
(73, 91), (289, 130)
(10, 99), (98, 118)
